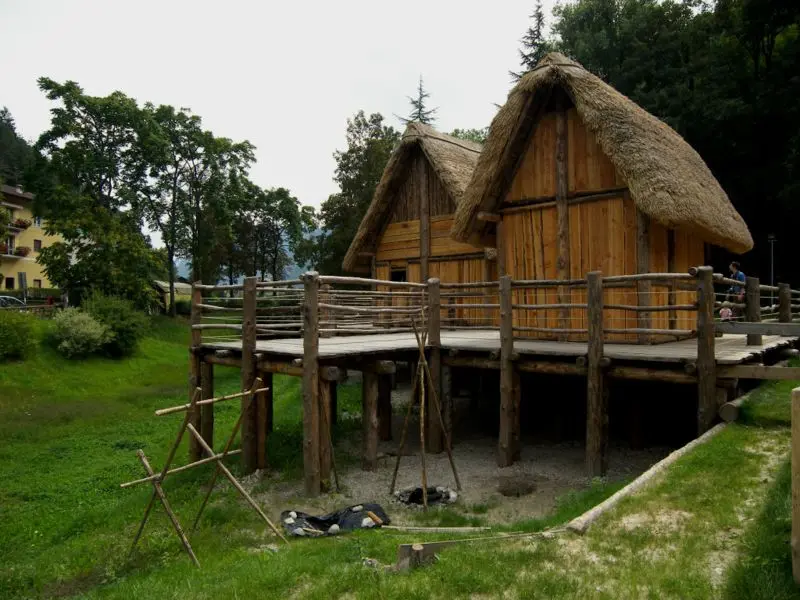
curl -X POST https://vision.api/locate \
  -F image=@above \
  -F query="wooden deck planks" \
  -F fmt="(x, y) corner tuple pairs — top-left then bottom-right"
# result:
(203, 332), (796, 365)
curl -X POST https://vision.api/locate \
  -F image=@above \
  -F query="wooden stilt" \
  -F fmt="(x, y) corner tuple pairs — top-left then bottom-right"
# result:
(696, 266), (717, 434)
(512, 369), (521, 461)
(319, 375), (333, 488)
(426, 278), (443, 453)
(302, 272), (321, 496)
(241, 276), (259, 473)
(586, 271), (607, 477)
(189, 282), (203, 462)
(362, 370), (379, 471)
(498, 275), (515, 467)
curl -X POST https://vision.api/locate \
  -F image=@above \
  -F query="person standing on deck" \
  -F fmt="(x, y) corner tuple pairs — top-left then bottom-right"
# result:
(726, 262), (746, 315)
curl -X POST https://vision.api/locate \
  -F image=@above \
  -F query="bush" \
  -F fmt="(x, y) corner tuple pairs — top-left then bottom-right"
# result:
(51, 308), (110, 358)
(0, 309), (34, 361)
(174, 298), (192, 316)
(84, 294), (148, 357)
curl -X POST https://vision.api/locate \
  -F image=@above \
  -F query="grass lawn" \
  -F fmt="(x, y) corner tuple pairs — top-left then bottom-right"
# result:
(1, 317), (798, 599)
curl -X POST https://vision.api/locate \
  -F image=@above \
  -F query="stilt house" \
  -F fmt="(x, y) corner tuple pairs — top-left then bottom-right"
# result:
(343, 123), (493, 284)
(451, 53), (754, 341)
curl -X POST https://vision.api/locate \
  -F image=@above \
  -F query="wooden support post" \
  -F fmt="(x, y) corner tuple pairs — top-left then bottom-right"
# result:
(241, 276), (259, 473)
(555, 102), (570, 335)
(256, 370), (273, 470)
(498, 275), (515, 467)
(330, 378), (338, 427)
(745, 276), (762, 346)
(636, 211), (652, 343)
(586, 271), (607, 477)
(441, 364), (453, 441)
(319, 374), (332, 489)
(378, 374), (392, 441)
(792, 388), (800, 584)
(189, 282), (203, 461)
(427, 278), (443, 454)
(200, 360), (214, 449)
(362, 370), (379, 471)
(667, 230), (677, 330)
(302, 272), (321, 496)
(696, 266), (718, 434)
(496, 220), (506, 277)
(780, 283), (792, 323)
(419, 157), (430, 283)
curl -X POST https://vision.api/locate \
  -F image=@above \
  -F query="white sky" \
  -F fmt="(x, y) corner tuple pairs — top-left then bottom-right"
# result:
(0, 0), (556, 222)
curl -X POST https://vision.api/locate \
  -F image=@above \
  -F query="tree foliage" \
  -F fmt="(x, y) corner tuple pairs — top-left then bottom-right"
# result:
(0, 108), (34, 187)
(398, 76), (438, 125)
(511, 2), (552, 81)
(551, 0), (800, 283)
(450, 128), (489, 144)
(297, 111), (399, 274)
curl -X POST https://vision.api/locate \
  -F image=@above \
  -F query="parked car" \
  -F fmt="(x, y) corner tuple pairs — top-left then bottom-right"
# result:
(0, 296), (26, 308)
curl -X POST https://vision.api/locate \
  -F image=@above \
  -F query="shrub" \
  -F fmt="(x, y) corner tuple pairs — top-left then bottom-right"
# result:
(84, 294), (148, 358)
(0, 309), (34, 361)
(174, 299), (192, 316)
(51, 308), (110, 358)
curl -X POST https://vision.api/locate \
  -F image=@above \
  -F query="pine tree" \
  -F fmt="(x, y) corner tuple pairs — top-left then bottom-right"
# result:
(510, 2), (551, 82)
(398, 76), (438, 125)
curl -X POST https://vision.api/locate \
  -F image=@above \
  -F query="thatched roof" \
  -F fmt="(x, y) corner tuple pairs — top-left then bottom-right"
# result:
(451, 53), (753, 254)
(342, 123), (482, 272)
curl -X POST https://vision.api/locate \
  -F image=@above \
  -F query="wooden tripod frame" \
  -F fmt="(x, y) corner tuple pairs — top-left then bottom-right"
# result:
(121, 378), (288, 567)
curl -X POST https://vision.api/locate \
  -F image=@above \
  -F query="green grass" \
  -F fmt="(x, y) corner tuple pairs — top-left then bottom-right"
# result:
(1, 318), (796, 599)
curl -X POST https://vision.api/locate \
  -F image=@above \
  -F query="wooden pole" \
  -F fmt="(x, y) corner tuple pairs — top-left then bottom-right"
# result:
(320, 284), (332, 338)
(696, 266), (718, 434)
(667, 230), (677, 330)
(636, 210), (652, 343)
(745, 276), (762, 346)
(319, 374), (332, 489)
(189, 282), (203, 461)
(780, 283), (792, 323)
(792, 387), (800, 584)
(419, 155), (430, 283)
(200, 360), (214, 450)
(496, 220), (506, 277)
(427, 278), (443, 453)
(302, 271), (321, 496)
(498, 275), (515, 467)
(555, 101), (570, 335)
(362, 370), (379, 471)
(586, 271), (607, 477)
(241, 276), (259, 473)
(256, 370), (272, 470)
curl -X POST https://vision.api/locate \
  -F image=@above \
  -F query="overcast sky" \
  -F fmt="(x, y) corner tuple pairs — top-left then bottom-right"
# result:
(0, 0), (556, 219)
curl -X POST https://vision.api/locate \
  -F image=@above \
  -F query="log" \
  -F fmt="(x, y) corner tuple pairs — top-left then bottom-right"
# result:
(120, 449), (243, 488)
(568, 422), (727, 534)
(792, 388), (800, 584)
(715, 321), (800, 337)
(717, 365), (800, 381)
(189, 283), (204, 462)
(746, 276), (762, 346)
(241, 276), (259, 473)
(607, 366), (695, 384)
(318, 275), (426, 289)
(696, 267), (717, 434)
(302, 272), (321, 496)
(718, 388), (759, 422)
(427, 278), (443, 454)
(585, 271), (607, 477)
(362, 371), (379, 471)
(498, 275), (515, 467)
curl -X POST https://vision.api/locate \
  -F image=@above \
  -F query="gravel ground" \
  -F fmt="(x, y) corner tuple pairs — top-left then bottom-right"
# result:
(251, 381), (671, 526)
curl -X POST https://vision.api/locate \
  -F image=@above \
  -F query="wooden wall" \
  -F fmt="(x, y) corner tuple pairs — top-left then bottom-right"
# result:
(500, 102), (704, 342)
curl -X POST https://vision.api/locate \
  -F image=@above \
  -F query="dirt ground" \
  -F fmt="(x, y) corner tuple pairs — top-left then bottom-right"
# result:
(252, 381), (672, 526)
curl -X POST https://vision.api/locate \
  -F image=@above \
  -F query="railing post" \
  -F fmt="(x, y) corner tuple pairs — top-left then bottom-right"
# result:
(426, 278), (443, 454)
(302, 272), (320, 496)
(745, 276), (762, 346)
(498, 275), (516, 467)
(780, 283), (792, 323)
(241, 276), (259, 473)
(189, 281), (204, 462)
(586, 271), (607, 477)
(696, 266), (717, 434)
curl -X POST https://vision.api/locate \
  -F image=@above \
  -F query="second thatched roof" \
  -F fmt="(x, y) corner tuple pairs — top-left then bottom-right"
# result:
(451, 53), (753, 254)
(342, 123), (482, 272)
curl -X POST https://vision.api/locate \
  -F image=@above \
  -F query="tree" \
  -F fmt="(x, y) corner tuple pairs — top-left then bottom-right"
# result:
(450, 128), (489, 144)
(511, 2), (552, 81)
(0, 108), (34, 187)
(29, 78), (162, 309)
(398, 76), (438, 125)
(297, 111), (399, 274)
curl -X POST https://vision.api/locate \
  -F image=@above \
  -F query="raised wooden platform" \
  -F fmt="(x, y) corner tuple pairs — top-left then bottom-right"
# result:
(204, 331), (796, 366)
